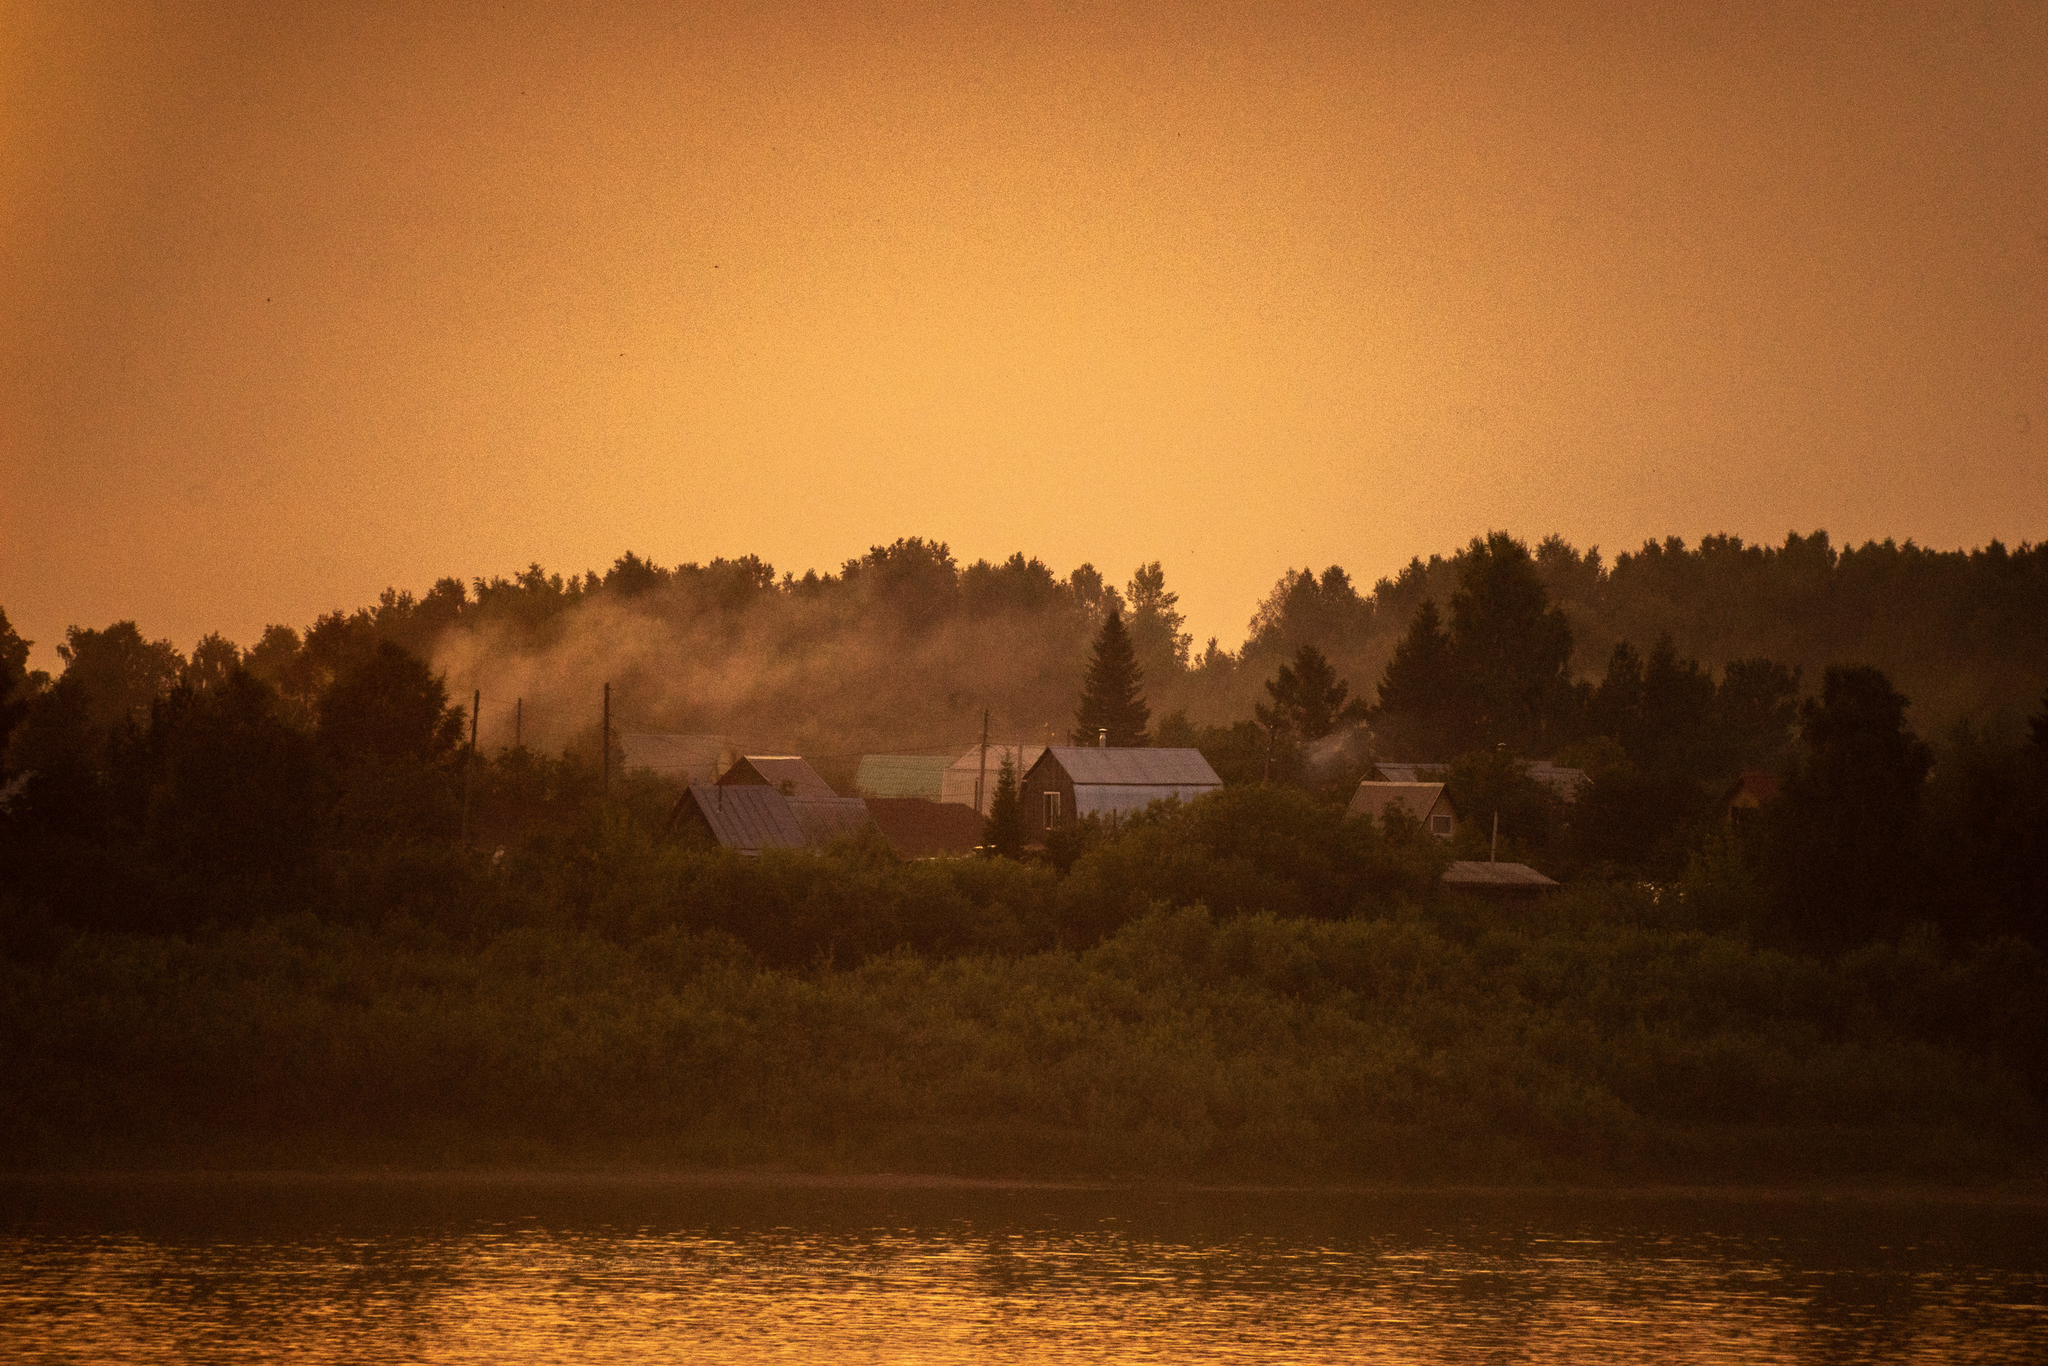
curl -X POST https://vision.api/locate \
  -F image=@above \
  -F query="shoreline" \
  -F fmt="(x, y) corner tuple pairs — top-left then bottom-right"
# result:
(6, 1168), (2047, 1205)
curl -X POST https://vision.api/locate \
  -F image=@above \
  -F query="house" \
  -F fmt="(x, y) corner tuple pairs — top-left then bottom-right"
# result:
(1722, 770), (1779, 827)
(669, 784), (808, 854)
(1442, 860), (1558, 899)
(619, 731), (741, 786)
(717, 755), (840, 801)
(853, 753), (954, 800)
(667, 781), (877, 854)
(941, 744), (1048, 815)
(865, 797), (984, 858)
(1347, 781), (1457, 839)
(1020, 746), (1222, 839)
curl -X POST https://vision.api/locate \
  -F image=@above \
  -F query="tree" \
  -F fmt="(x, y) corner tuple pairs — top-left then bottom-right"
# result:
(1447, 532), (1575, 752)
(1125, 562), (1191, 680)
(1257, 645), (1368, 743)
(1072, 610), (1149, 746)
(1373, 600), (1462, 759)
(184, 633), (243, 693)
(317, 641), (464, 765)
(55, 622), (184, 733)
(144, 669), (322, 878)
(0, 607), (33, 764)
(1714, 657), (1802, 774)
(983, 753), (1023, 858)
(1765, 665), (1933, 949)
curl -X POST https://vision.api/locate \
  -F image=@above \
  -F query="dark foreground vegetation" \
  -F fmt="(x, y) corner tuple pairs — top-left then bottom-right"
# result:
(2, 528), (2045, 1182)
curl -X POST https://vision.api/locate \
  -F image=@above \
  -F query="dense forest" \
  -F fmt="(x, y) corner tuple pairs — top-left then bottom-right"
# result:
(2, 528), (2045, 1180)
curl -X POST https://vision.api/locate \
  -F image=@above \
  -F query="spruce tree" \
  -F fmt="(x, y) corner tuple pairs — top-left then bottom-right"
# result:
(1072, 610), (1150, 746)
(1372, 599), (1462, 758)
(983, 753), (1023, 858)
(1257, 644), (1367, 742)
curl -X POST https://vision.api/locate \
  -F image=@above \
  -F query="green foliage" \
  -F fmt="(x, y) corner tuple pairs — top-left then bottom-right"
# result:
(1765, 665), (1935, 950)
(1072, 610), (1150, 746)
(318, 641), (466, 765)
(984, 754), (1023, 859)
(1256, 644), (1367, 743)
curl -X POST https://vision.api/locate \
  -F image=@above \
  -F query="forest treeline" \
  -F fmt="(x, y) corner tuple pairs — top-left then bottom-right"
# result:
(1, 527), (2045, 1178)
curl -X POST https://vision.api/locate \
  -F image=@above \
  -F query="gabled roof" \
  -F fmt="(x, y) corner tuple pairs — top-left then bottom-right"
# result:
(718, 755), (838, 801)
(676, 784), (806, 853)
(941, 744), (1045, 813)
(1034, 746), (1222, 787)
(854, 754), (953, 799)
(1347, 781), (1452, 825)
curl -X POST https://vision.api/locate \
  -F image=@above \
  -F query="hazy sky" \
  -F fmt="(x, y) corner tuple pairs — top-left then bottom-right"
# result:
(5, 1), (2044, 670)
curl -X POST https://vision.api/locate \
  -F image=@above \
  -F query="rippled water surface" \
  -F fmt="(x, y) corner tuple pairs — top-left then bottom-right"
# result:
(2, 1177), (2043, 1362)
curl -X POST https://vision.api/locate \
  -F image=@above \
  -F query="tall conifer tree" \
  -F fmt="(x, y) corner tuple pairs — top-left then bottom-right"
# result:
(1072, 610), (1150, 746)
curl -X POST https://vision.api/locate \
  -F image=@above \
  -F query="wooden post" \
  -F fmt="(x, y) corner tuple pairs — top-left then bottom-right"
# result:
(976, 709), (990, 814)
(514, 697), (522, 749)
(602, 682), (611, 800)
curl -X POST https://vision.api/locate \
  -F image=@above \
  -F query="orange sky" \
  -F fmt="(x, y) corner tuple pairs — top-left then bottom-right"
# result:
(4, 1), (2044, 670)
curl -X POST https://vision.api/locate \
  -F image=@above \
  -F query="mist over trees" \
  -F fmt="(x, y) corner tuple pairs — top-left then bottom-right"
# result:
(2, 529), (2046, 1179)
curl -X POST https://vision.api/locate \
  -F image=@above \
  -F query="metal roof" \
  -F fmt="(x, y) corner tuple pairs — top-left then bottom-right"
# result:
(1442, 860), (1559, 888)
(1034, 746), (1222, 788)
(853, 754), (953, 799)
(789, 797), (878, 849)
(679, 784), (807, 853)
(1347, 781), (1452, 825)
(718, 755), (839, 801)
(1371, 762), (1445, 784)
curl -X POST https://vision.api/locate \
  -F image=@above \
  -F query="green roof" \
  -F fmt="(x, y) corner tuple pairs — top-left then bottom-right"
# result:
(853, 754), (953, 799)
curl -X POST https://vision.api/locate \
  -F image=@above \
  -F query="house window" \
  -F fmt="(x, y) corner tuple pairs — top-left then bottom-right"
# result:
(1043, 791), (1062, 827)
(1430, 814), (1453, 838)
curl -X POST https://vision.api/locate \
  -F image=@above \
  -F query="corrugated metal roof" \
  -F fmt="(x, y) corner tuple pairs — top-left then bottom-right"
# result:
(853, 754), (953, 799)
(680, 784), (807, 853)
(1036, 746), (1222, 787)
(1347, 781), (1452, 826)
(1442, 860), (1558, 888)
(718, 755), (839, 801)
(1372, 762), (1447, 784)
(1071, 784), (1217, 818)
(789, 797), (878, 849)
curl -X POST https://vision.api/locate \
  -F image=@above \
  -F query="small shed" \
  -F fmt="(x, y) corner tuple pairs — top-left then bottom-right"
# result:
(865, 797), (983, 858)
(1442, 860), (1558, 899)
(1348, 781), (1457, 839)
(1021, 746), (1222, 839)
(942, 744), (1047, 815)
(854, 754), (954, 800)
(717, 755), (839, 801)
(670, 784), (807, 855)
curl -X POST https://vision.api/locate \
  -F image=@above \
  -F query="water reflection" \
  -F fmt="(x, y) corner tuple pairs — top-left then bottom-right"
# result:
(2, 1179), (2042, 1363)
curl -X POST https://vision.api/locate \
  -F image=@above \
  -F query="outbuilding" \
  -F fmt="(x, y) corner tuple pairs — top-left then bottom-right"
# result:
(717, 754), (840, 801)
(1020, 746), (1221, 839)
(1348, 780), (1457, 839)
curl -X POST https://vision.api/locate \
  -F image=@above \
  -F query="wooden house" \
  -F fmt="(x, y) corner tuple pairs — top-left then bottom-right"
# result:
(1020, 746), (1221, 839)
(1348, 780), (1457, 839)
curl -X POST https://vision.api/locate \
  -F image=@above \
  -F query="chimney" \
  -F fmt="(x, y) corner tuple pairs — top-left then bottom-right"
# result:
(1098, 728), (1107, 748)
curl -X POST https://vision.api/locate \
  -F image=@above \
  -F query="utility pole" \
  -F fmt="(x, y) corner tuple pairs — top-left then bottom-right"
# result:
(514, 697), (522, 749)
(1491, 811), (1499, 863)
(602, 681), (611, 801)
(461, 688), (479, 844)
(976, 709), (990, 815)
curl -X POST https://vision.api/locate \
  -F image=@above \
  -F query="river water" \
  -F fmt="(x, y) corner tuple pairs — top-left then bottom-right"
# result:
(1, 1177), (2042, 1362)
